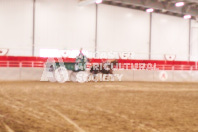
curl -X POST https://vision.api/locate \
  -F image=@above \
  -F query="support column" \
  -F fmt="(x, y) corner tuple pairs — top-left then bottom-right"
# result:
(95, 4), (98, 58)
(149, 13), (152, 60)
(32, 0), (36, 56)
(188, 19), (192, 61)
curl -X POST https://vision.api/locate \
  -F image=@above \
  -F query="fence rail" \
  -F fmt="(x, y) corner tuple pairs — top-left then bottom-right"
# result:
(0, 61), (198, 71)
(0, 61), (45, 68)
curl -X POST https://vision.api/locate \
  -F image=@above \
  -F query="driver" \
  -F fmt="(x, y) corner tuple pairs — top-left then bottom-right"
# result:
(75, 48), (88, 71)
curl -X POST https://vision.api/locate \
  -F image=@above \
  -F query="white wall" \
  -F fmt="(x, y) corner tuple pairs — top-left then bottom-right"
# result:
(1, 67), (198, 82)
(0, 0), (33, 56)
(0, 0), (192, 61)
(190, 20), (198, 61)
(34, 0), (96, 56)
(97, 5), (150, 59)
(151, 13), (189, 61)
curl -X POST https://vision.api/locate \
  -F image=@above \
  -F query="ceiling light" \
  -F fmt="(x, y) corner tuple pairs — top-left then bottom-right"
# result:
(96, 0), (103, 4)
(175, 2), (185, 7)
(146, 8), (154, 13)
(183, 15), (191, 19)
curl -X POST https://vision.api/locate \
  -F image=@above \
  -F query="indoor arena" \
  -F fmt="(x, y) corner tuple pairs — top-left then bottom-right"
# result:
(0, 0), (198, 132)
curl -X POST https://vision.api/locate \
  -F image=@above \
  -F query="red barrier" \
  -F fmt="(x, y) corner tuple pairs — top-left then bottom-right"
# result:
(0, 56), (198, 70)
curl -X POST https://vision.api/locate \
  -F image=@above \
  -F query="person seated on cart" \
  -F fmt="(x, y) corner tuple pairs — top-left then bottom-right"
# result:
(75, 48), (88, 71)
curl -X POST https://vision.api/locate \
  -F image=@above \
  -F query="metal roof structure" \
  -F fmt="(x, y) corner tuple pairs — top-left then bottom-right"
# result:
(79, 0), (198, 20)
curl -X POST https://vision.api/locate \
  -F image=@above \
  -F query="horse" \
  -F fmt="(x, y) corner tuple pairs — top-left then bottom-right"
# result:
(89, 59), (118, 81)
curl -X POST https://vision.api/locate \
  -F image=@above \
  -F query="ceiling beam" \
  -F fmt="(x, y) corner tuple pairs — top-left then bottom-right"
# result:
(103, 0), (198, 18)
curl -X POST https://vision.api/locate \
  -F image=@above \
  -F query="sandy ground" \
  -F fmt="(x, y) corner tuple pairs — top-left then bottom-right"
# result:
(0, 81), (198, 132)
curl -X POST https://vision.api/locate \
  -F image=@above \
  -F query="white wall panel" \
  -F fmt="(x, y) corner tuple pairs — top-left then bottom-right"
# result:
(190, 20), (198, 61)
(35, 0), (95, 56)
(0, 68), (197, 82)
(151, 13), (189, 61)
(0, 68), (20, 80)
(0, 0), (193, 59)
(97, 5), (150, 59)
(0, 0), (33, 56)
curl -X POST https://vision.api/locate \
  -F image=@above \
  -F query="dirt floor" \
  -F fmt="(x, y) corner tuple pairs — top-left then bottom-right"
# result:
(0, 81), (198, 132)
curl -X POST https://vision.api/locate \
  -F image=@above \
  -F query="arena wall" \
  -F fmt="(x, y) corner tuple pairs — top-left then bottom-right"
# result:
(0, 0), (197, 61)
(151, 13), (189, 60)
(0, 56), (198, 82)
(190, 20), (198, 61)
(34, 0), (96, 56)
(97, 4), (150, 60)
(1, 67), (198, 82)
(114, 70), (198, 82)
(0, 0), (33, 56)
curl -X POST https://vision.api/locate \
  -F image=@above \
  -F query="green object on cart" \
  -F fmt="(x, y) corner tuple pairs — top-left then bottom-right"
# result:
(46, 54), (88, 72)
(55, 62), (76, 71)
(53, 55), (87, 72)
(75, 54), (87, 71)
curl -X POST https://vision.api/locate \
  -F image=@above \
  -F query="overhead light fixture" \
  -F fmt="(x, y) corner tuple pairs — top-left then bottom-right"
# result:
(95, 0), (102, 4)
(146, 8), (154, 13)
(183, 15), (191, 19)
(175, 2), (185, 7)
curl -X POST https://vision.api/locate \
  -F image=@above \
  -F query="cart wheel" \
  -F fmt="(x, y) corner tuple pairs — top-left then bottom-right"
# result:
(70, 72), (78, 82)
(76, 71), (89, 83)
(46, 64), (56, 82)
(55, 67), (69, 83)
(47, 72), (57, 82)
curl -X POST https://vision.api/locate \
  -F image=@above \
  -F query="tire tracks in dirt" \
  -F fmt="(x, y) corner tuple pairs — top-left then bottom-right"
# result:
(0, 84), (159, 132)
(0, 90), (72, 130)
(84, 104), (159, 132)
(52, 100), (89, 114)
(51, 101), (159, 132)
(47, 106), (86, 132)
(2, 100), (67, 130)
(4, 123), (15, 132)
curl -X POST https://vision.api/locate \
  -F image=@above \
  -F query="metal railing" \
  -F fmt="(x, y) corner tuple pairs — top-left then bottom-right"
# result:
(0, 61), (198, 71)
(0, 61), (45, 68)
